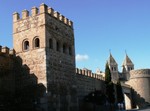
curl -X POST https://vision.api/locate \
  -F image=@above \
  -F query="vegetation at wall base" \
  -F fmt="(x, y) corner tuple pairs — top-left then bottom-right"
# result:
(116, 80), (124, 103)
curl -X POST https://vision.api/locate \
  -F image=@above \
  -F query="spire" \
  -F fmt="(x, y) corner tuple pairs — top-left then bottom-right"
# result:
(122, 54), (134, 66)
(108, 53), (117, 65)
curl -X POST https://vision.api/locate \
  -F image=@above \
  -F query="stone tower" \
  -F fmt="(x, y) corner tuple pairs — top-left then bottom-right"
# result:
(13, 3), (77, 111)
(107, 53), (119, 82)
(127, 69), (150, 108)
(122, 54), (134, 80)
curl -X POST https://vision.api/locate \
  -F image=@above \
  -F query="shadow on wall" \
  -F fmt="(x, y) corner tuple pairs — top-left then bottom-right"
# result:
(79, 90), (108, 111)
(131, 88), (150, 109)
(0, 54), (46, 111)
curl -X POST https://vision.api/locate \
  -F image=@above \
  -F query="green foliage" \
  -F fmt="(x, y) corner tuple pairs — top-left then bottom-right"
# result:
(105, 62), (115, 104)
(106, 82), (115, 104)
(116, 81), (124, 103)
(105, 62), (111, 83)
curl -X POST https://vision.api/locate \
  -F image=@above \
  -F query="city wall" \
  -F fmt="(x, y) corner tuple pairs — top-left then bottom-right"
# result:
(76, 68), (105, 100)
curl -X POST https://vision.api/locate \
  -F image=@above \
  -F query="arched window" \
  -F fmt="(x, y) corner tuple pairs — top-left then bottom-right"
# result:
(63, 44), (67, 53)
(23, 40), (29, 51)
(34, 38), (40, 48)
(49, 38), (53, 49)
(56, 41), (60, 51)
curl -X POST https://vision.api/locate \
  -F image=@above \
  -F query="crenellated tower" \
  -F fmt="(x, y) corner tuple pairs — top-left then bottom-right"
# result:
(107, 53), (119, 82)
(122, 54), (134, 80)
(13, 3), (76, 111)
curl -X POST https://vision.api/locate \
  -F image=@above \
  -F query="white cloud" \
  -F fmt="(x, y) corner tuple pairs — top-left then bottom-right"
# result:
(76, 54), (89, 62)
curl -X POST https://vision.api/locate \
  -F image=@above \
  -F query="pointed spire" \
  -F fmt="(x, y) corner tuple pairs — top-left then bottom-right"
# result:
(107, 53), (117, 65)
(122, 54), (134, 66)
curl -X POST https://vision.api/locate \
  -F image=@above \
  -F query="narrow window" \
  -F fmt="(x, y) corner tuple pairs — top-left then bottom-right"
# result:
(34, 38), (40, 48)
(49, 39), (53, 49)
(63, 44), (66, 53)
(24, 41), (29, 50)
(56, 41), (60, 51)
(69, 46), (72, 55)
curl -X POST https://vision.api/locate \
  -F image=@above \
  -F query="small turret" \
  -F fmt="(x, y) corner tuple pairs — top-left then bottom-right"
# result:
(54, 11), (60, 19)
(22, 9), (29, 19)
(31, 7), (39, 16)
(122, 54), (134, 72)
(48, 7), (54, 16)
(107, 53), (118, 72)
(39, 3), (48, 13)
(2, 47), (9, 54)
(107, 53), (119, 82)
(13, 12), (20, 22)
(122, 54), (134, 80)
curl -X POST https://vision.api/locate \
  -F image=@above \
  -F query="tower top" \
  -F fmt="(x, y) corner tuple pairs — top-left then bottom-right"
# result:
(107, 53), (118, 65)
(13, 3), (73, 28)
(122, 54), (134, 66)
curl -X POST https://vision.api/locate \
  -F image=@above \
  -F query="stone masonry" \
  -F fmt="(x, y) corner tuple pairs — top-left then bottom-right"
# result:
(13, 3), (76, 111)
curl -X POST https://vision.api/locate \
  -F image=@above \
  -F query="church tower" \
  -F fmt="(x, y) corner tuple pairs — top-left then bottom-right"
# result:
(122, 54), (134, 80)
(107, 53), (119, 82)
(13, 3), (76, 111)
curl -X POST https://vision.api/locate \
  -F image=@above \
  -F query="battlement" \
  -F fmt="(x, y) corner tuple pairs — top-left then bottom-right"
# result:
(130, 69), (150, 79)
(76, 68), (105, 81)
(0, 45), (15, 56)
(13, 3), (73, 28)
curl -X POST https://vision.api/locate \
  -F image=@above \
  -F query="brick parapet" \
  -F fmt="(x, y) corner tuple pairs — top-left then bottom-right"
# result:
(13, 3), (73, 28)
(76, 68), (105, 81)
(0, 45), (16, 56)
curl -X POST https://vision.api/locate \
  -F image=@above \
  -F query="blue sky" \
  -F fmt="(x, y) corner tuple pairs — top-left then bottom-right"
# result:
(1, 0), (150, 72)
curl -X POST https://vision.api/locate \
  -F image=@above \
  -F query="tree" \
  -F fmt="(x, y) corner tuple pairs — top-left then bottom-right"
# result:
(105, 62), (115, 104)
(105, 62), (111, 83)
(106, 82), (115, 104)
(116, 80), (124, 103)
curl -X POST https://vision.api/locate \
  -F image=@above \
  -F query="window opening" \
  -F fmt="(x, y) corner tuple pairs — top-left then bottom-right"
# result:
(56, 41), (60, 51)
(63, 44), (66, 53)
(24, 41), (29, 50)
(49, 39), (53, 49)
(69, 46), (72, 55)
(35, 38), (40, 48)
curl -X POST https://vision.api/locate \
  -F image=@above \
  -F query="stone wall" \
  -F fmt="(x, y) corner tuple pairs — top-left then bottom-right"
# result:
(0, 46), (41, 111)
(76, 68), (105, 100)
(0, 46), (15, 104)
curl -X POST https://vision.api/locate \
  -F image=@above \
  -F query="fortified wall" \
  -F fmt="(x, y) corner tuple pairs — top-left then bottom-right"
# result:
(0, 45), (106, 111)
(76, 68), (105, 100)
(0, 46), (16, 102)
(0, 46), (46, 110)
